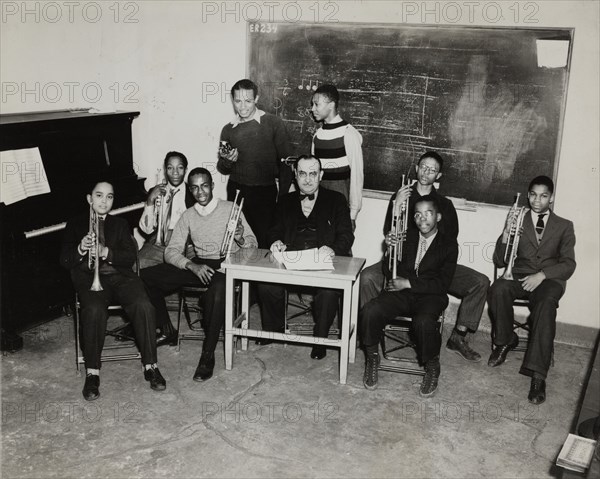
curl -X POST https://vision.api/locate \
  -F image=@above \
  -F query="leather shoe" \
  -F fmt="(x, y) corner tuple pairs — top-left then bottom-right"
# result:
(144, 366), (166, 391)
(156, 332), (178, 347)
(193, 352), (215, 382)
(488, 333), (519, 367)
(82, 374), (100, 401)
(528, 377), (546, 405)
(446, 331), (481, 362)
(420, 358), (440, 397)
(255, 338), (275, 346)
(310, 345), (327, 360)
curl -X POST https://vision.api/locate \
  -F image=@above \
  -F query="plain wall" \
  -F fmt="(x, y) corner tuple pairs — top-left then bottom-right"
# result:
(1, 1), (598, 330)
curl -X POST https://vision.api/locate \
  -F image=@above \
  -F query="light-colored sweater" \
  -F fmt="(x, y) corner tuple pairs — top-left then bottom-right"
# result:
(165, 199), (257, 269)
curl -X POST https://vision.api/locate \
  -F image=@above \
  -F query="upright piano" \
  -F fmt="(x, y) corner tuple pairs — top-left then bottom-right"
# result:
(0, 110), (146, 337)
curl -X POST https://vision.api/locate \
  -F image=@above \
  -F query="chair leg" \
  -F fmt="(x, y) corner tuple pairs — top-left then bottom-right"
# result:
(73, 301), (80, 373)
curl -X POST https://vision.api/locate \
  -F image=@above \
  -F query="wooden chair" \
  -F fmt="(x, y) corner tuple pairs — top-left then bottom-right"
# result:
(73, 239), (142, 372)
(378, 312), (445, 376)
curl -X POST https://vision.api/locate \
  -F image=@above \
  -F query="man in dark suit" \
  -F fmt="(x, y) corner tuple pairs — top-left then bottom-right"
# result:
(361, 195), (458, 397)
(257, 155), (354, 360)
(61, 180), (165, 401)
(488, 175), (576, 405)
(138, 151), (195, 346)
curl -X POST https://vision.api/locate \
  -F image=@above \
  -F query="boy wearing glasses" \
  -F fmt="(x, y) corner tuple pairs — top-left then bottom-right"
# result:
(361, 195), (458, 397)
(360, 151), (490, 362)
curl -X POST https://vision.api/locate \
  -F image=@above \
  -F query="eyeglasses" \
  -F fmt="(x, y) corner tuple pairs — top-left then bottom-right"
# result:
(414, 210), (435, 221)
(419, 165), (439, 175)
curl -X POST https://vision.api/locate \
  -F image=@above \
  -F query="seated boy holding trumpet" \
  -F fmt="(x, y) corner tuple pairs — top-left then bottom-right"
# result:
(138, 151), (195, 346)
(360, 195), (458, 397)
(141, 167), (257, 383)
(60, 180), (165, 401)
(487, 175), (576, 405)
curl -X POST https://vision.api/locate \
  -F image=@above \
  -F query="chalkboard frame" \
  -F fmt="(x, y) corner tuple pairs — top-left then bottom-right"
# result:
(247, 21), (574, 208)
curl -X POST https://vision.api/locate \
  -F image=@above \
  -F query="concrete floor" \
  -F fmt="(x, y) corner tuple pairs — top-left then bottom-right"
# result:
(1, 306), (593, 479)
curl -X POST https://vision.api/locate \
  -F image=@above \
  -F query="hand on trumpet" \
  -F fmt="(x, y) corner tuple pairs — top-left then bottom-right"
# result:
(385, 276), (410, 292)
(395, 183), (412, 207)
(384, 229), (407, 248)
(233, 221), (245, 245)
(219, 145), (239, 163)
(146, 182), (167, 206)
(79, 232), (96, 253)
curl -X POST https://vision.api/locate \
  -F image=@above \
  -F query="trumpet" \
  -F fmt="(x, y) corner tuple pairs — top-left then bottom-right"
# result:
(220, 190), (244, 258)
(88, 205), (103, 292)
(154, 168), (166, 246)
(388, 174), (410, 279)
(502, 193), (527, 280)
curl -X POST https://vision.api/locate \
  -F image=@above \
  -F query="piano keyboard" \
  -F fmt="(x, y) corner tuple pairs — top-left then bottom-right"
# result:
(24, 202), (145, 239)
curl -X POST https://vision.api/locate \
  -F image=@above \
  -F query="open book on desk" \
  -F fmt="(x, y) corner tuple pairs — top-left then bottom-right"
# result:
(272, 248), (334, 271)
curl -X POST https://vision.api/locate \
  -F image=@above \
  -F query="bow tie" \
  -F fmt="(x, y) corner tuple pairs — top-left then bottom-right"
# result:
(300, 193), (315, 201)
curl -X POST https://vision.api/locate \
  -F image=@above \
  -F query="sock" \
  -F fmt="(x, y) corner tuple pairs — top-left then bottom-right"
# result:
(454, 326), (468, 337)
(87, 368), (100, 376)
(365, 344), (378, 355)
(144, 363), (158, 371)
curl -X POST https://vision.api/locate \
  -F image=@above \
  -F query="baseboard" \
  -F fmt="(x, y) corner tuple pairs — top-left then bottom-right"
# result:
(445, 298), (599, 350)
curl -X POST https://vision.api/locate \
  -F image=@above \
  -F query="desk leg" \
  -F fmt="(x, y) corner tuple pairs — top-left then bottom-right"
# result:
(339, 284), (352, 385)
(241, 280), (249, 351)
(349, 277), (359, 364)
(225, 271), (234, 370)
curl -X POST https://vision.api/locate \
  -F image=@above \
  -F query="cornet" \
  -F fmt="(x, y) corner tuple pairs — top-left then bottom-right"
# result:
(220, 190), (244, 258)
(388, 174), (410, 279)
(88, 205), (103, 291)
(502, 193), (528, 280)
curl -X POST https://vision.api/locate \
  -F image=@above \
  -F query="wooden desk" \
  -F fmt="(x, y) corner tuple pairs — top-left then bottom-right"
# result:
(222, 248), (365, 384)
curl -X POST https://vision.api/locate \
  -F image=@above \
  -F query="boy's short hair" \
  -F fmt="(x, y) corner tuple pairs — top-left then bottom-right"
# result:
(163, 151), (188, 170)
(295, 154), (322, 171)
(414, 194), (440, 214)
(231, 79), (258, 98)
(188, 167), (213, 184)
(418, 151), (444, 172)
(313, 84), (339, 109)
(528, 175), (554, 194)
(87, 178), (114, 194)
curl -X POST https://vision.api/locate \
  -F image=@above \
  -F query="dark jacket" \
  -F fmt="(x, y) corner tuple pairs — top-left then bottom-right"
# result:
(60, 213), (137, 288)
(493, 210), (576, 291)
(268, 187), (354, 256)
(385, 229), (458, 296)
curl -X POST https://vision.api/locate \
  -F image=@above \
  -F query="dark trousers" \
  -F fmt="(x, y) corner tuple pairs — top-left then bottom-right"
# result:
(76, 273), (156, 370)
(227, 180), (277, 249)
(257, 284), (340, 338)
(360, 261), (488, 332)
(488, 277), (563, 379)
(360, 290), (448, 365)
(140, 262), (226, 355)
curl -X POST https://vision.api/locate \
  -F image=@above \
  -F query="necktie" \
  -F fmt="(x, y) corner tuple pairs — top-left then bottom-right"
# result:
(415, 237), (427, 276)
(300, 193), (315, 201)
(162, 188), (180, 241)
(98, 217), (106, 247)
(536, 214), (546, 237)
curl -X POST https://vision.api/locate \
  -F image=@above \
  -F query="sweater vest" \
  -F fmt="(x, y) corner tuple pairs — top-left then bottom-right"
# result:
(291, 207), (318, 251)
(313, 120), (351, 180)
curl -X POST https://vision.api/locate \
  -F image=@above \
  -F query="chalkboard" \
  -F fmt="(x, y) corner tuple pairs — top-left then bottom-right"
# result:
(247, 22), (573, 206)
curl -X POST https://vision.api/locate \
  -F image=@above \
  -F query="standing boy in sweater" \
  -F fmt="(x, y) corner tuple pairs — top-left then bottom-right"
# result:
(311, 84), (364, 230)
(218, 79), (292, 248)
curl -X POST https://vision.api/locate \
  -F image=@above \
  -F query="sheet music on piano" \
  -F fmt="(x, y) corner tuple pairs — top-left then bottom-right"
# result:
(0, 147), (51, 205)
